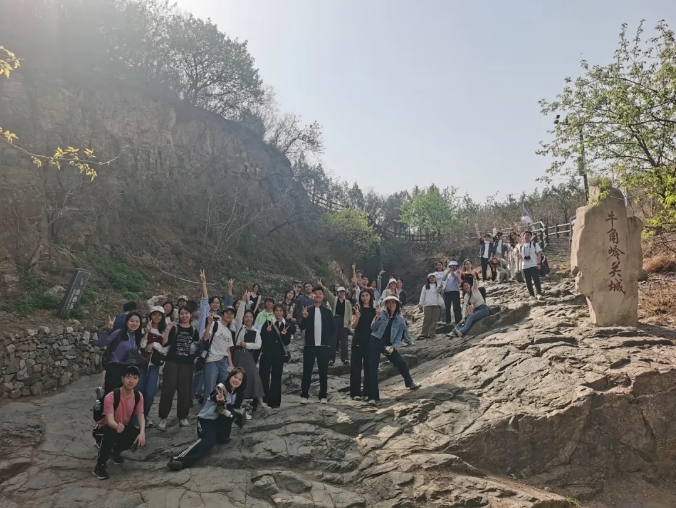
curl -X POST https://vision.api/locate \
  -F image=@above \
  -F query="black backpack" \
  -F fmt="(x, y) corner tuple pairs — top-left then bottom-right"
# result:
(93, 388), (141, 422)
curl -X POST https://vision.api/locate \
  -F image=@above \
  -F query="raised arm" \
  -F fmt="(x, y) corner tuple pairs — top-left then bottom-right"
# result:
(320, 281), (336, 308)
(97, 319), (121, 347)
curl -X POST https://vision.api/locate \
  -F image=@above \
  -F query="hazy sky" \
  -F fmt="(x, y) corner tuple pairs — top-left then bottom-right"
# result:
(174, 0), (674, 201)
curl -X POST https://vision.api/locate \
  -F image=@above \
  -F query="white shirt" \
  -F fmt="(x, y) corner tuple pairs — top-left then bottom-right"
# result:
(206, 322), (233, 362)
(520, 242), (542, 270)
(314, 307), (322, 346)
(482, 242), (491, 259)
(522, 214), (532, 226)
(495, 239), (503, 257)
(233, 326), (261, 350)
(419, 283), (441, 307)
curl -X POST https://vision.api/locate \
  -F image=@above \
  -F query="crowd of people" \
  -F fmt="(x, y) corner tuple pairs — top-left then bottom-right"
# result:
(90, 226), (547, 480)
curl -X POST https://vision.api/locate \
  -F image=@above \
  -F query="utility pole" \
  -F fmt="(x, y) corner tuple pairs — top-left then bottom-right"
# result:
(554, 115), (589, 202)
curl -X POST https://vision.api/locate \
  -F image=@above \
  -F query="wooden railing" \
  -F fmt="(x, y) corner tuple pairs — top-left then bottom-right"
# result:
(308, 185), (578, 248)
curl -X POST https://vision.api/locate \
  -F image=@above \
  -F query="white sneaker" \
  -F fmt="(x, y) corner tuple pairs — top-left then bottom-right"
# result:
(300, 398), (309, 405)
(320, 398), (328, 404)
(353, 396), (361, 401)
(260, 403), (271, 410)
(158, 419), (167, 431)
(245, 412), (252, 420)
(536, 294), (542, 300)
(368, 399), (377, 406)
(146, 418), (155, 428)
(179, 419), (190, 427)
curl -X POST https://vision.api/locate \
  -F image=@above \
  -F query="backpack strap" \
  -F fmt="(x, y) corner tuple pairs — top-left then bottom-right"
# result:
(112, 388), (141, 413)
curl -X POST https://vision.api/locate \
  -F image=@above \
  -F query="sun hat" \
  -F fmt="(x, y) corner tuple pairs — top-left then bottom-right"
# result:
(449, 261), (458, 266)
(177, 295), (188, 301)
(149, 306), (165, 316)
(388, 278), (397, 286)
(382, 295), (400, 304)
(337, 287), (346, 292)
(220, 305), (236, 315)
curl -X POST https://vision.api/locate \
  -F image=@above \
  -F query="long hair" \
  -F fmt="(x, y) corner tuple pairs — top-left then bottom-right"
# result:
(163, 302), (175, 318)
(385, 300), (401, 317)
(147, 311), (167, 334)
(124, 311), (144, 345)
(359, 288), (374, 309)
(425, 275), (437, 291)
(225, 367), (246, 394)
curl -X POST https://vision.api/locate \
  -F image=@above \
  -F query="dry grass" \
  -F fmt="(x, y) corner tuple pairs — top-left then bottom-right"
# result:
(643, 253), (676, 273)
(639, 277), (676, 326)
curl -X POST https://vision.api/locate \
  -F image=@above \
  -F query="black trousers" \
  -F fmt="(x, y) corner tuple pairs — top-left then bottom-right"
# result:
(523, 266), (542, 296)
(350, 333), (370, 398)
(172, 416), (233, 468)
(95, 425), (139, 466)
(366, 336), (413, 402)
(301, 346), (330, 399)
(330, 316), (349, 362)
(443, 291), (462, 324)
(480, 257), (490, 281)
(259, 352), (284, 408)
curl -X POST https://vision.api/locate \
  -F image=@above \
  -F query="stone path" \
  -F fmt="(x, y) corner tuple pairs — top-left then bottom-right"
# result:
(2, 278), (676, 507)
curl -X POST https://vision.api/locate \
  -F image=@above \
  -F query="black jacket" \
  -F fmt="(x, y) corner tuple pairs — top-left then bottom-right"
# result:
(491, 236), (508, 257)
(478, 239), (495, 259)
(299, 306), (335, 347)
(260, 320), (296, 356)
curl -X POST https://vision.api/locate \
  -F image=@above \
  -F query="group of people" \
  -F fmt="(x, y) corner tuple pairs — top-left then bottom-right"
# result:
(91, 267), (420, 479)
(89, 226), (548, 479)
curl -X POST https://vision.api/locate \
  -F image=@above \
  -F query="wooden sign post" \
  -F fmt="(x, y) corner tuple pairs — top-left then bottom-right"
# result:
(57, 269), (90, 317)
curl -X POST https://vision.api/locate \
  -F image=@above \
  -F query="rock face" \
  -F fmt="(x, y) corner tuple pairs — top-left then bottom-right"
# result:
(571, 186), (643, 326)
(2, 278), (676, 507)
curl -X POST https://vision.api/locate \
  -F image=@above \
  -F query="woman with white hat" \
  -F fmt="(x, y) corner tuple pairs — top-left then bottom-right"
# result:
(418, 273), (443, 339)
(366, 295), (420, 406)
(137, 306), (168, 428)
(379, 277), (399, 305)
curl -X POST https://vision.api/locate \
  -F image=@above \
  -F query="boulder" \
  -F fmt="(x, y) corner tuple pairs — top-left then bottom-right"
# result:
(571, 186), (643, 326)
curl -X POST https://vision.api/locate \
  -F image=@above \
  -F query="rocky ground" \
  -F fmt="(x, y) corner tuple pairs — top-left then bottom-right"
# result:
(2, 276), (676, 507)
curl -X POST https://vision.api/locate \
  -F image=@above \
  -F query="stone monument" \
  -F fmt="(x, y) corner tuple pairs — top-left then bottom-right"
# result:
(571, 186), (643, 326)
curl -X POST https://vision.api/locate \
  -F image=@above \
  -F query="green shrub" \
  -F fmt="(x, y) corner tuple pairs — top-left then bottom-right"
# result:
(81, 280), (99, 305)
(102, 260), (147, 294)
(15, 298), (37, 316)
(36, 292), (61, 310)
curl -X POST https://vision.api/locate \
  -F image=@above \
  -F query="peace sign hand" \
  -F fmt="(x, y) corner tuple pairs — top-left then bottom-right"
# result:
(199, 269), (206, 283)
(353, 305), (360, 318)
(281, 325), (289, 335)
(106, 316), (114, 330)
(266, 321), (273, 332)
(302, 306), (309, 319)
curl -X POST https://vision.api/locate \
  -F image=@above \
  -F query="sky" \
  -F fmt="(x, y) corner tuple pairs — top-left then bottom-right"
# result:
(174, 0), (675, 201)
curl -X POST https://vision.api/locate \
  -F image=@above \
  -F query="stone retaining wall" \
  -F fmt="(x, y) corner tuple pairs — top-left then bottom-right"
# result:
(1, 323), (102, 399)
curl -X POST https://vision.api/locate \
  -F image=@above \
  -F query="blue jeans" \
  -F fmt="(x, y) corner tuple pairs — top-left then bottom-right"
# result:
(137, 364), (160, 417)
(456, 305), (490, 335)
(192, 370), (204, 400)
(203, 358), (229, 404)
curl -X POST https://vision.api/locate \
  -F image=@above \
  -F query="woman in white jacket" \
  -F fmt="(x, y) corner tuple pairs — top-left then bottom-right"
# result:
(418, 273), (443, 339)
(453, 281), (490, 337)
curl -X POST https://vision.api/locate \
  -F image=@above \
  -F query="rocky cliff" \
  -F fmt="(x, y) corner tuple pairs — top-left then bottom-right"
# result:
(0, 58), (315, 295)
(2, 277), (676, 507)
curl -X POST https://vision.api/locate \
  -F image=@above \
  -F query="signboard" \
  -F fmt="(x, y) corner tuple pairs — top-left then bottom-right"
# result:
(57, 269), (91, 317)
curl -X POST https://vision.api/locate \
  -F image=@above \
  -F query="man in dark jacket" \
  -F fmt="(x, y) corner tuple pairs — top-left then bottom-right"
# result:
(298, 286), (335, 405)
(478, 234), (495, 281)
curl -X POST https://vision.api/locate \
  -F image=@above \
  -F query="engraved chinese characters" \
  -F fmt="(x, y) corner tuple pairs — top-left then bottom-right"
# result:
(571, 187), (643, 326)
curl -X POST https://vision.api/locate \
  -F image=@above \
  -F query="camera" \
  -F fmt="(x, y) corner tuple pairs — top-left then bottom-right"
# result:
(524, 256), (531, 260)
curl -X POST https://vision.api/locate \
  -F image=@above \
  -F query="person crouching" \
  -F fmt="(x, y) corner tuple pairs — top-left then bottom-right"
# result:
(92, 365), (146, 480)
(167, 368), (246, 471)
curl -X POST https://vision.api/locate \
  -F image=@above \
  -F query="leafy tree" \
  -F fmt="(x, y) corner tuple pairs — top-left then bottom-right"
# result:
(170, 14), (263, 117)
(538, 21), (676, 234)
(399, 185), (460, 233)
(323, 208), (381, 260)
